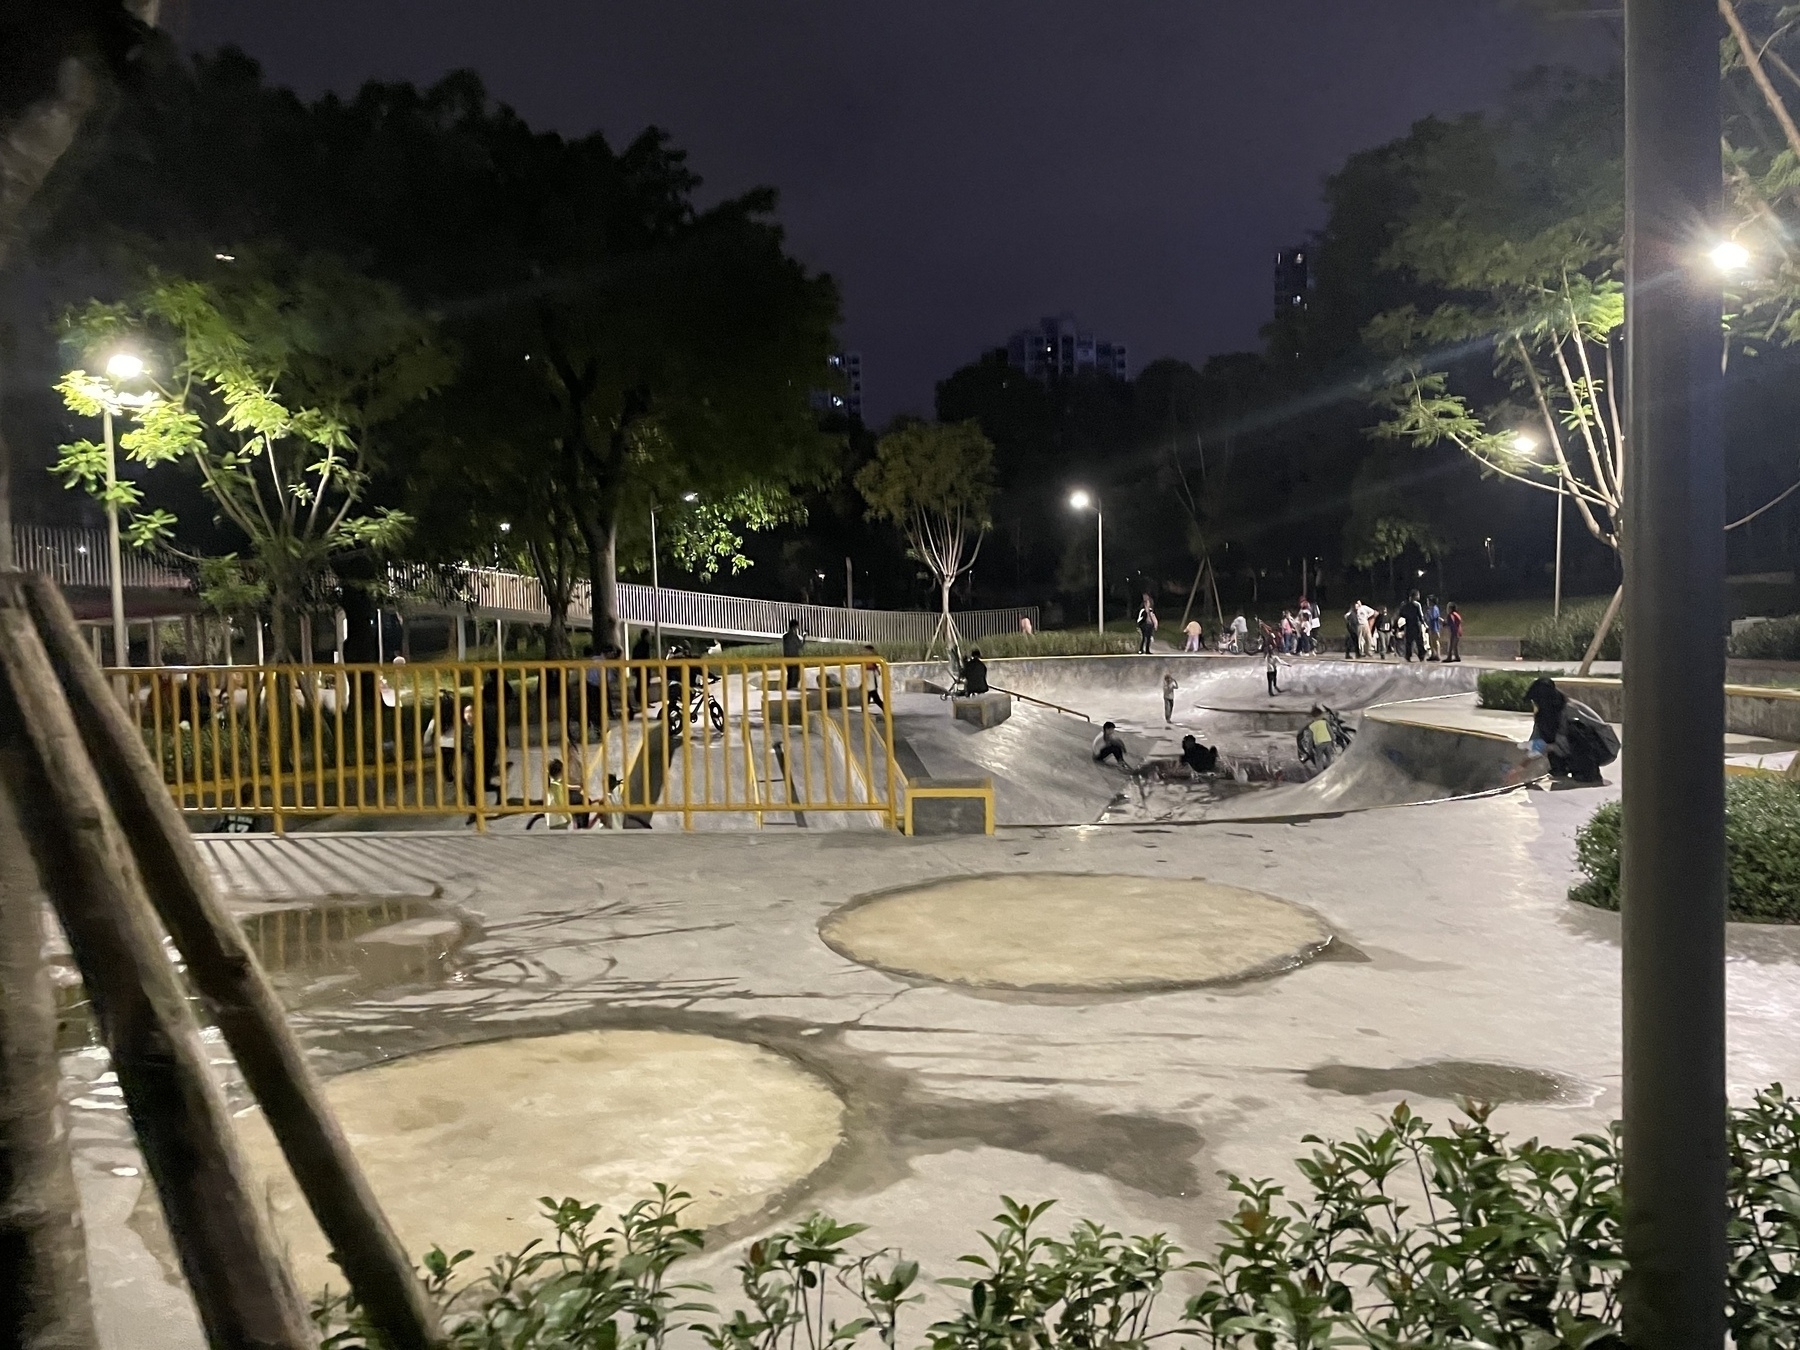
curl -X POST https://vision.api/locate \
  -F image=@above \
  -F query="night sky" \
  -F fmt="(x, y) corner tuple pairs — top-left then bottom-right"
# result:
(183, 2), (1606, 423)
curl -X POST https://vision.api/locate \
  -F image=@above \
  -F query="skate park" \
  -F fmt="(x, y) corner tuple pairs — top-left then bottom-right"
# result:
(36, 634), (1800, 1349)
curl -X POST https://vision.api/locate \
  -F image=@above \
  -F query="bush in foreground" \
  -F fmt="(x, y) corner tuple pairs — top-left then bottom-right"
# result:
(316, 1090), (1800, 1350)
(1572, 776), (1800, 921)
(1477, 668), (1564, 711)
(1521, 600), (1622, 662)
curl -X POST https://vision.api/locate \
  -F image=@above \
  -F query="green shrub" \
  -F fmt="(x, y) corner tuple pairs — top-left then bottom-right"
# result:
(1729, 614), (1800, 661)
(1521, 599), (1623, 661)
(1477, 668), (1562, 711)
(1571, 776), (1800, 921)
(314, 1091), (1800, 1350)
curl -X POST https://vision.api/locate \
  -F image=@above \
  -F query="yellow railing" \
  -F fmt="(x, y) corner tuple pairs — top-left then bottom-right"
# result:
(109, 656), (900, 832)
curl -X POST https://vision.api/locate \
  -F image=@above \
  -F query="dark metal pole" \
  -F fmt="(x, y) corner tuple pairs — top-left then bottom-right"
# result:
(1622, 1), (1726, 1345)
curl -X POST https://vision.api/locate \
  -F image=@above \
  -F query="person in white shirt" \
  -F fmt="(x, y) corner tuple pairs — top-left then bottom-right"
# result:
(1229, 612), (1248, 654)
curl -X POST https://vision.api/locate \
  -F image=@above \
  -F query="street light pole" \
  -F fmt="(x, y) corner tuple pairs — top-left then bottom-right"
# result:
(1554, 478), (1565, 620)
(1095, 507), (1105, 637)
(102, 402), (128, 666)
(649, 507), (662, 655)
(1621, 0), (1726, 1344)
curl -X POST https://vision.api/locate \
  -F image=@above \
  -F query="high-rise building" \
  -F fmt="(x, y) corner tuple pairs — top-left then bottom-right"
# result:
(814, 351), (864, 420)
(1274, 247), (1310, 317)
(1005, 314), (1128, 381)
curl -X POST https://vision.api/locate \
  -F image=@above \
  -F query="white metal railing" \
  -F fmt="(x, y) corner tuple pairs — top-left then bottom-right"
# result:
(14, 525), (1038, 645)
(388, 563), (1038, 645)
(11, 524), (191, 590)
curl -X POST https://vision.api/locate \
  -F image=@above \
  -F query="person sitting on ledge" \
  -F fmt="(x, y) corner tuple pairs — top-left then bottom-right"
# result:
(962, 648), (989, 695)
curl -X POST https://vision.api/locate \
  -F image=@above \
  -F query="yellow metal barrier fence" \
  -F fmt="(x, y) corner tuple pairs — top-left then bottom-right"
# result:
(109, 656), (900, 832)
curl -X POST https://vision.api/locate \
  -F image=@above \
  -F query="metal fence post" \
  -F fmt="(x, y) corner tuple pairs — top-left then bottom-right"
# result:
(1621, 1), (1726, 1344)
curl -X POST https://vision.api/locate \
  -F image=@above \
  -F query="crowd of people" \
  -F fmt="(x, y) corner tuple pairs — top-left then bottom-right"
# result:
(1148, 590), (1464, 664)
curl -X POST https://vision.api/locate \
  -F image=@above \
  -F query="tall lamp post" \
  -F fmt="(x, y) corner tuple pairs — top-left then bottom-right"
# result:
(649, 492), (699, 655)
(1069, 490), (1103, 635)
(100, 351), (145, 665)
(1512, 431), (1564, 619)
(1621, 0), (1727, 1343)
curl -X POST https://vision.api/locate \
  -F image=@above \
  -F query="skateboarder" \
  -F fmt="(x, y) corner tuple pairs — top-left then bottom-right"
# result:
(1093, 721), (1129, 767)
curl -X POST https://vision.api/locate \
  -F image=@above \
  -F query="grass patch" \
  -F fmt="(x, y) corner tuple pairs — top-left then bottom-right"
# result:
(1571, 776), (1800, 921)
(1476, 668), (1563, 712)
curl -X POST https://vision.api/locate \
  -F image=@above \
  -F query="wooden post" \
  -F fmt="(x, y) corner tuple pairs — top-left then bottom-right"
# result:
(0, 774), (99, 1350)
(0, 581), (315, 1350)
(22, 577), (441, 1350)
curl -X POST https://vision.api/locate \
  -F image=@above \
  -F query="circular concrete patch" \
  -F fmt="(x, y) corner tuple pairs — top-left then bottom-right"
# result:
(821, 873), (1330, 992)
(234, 1030), (844, 1295)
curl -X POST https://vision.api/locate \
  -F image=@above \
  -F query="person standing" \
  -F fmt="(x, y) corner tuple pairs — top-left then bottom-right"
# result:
(1229, 611), (1248, 654)
(1426, 595), (1443, 661)
(782, 617), (804, 690)
(1344, 602), (1361, 658)
(1162, 670), (1179, 722)
(1399, 590), (1427, 663)
(1265, 644), (1283, 697)
(1136, 596), (1158, 653)
(1445, 603), (1464, 662)
(1355, 600), (1375, 657)
(1183, 617), (1202, 652)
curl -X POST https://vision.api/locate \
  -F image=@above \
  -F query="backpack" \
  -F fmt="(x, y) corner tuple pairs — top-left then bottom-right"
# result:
(1564, 700), (1620, 766)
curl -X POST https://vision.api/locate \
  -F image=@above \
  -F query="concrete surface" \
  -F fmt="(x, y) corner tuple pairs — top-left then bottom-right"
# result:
(819, 874), (1330, 991)
(232, 1029), (844, 1297)
(60, 775), (1800, 1350)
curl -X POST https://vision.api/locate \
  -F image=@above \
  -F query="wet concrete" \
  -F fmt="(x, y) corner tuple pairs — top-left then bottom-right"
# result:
(1302, 1059), (1589, 1106)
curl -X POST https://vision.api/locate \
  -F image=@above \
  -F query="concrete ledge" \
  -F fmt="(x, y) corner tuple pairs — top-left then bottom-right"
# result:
(951, 691), (1012, 727)
(904, 776), (995, 835)
(1560, 676), (1800, 742)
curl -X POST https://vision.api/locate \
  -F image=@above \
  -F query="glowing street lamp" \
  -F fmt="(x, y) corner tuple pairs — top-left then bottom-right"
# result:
(1709, 239), (1751, 274)
(1068, 490), (1104, 635)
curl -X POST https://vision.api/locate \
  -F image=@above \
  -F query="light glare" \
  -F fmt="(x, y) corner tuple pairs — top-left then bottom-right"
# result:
(1068, 490), (1092, 510)
(1710, 240), (1751, 274)
(105, 352), (144, 380)
(1511, 431), (1537, 455)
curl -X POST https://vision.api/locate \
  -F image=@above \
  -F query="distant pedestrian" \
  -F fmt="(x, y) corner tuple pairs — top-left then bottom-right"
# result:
(1426, 595), (1443, 660)
(1400, 590), (1427, 663)
(1019, 615), (1034, 636)
(1183, 617), (1202, 652)
(1445, 603), (1463, 662)
(860, 645), (885, 709)
(783, 618), (804, 689)
(1162, 670), (1179, 722)
(1266, 644), (1283, 697)
(1093, 721), (1129, 767)
(1229, 611), (1248, 653)
(1343, 603), (1360, 658)
(1136, 597), (1158, 653)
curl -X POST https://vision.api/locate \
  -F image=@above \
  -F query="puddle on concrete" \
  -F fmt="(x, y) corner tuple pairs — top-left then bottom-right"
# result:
(1302, 1059), (1585, 1106)
(54, 895), (476, 1048)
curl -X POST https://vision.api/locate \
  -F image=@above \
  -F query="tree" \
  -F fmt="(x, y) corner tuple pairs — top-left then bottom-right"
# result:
(856, 420), (996, 655)
(53, 255), (448, 658)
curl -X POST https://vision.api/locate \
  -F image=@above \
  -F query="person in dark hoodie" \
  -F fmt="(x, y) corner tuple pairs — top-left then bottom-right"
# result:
(1525, 676), (1618, 784)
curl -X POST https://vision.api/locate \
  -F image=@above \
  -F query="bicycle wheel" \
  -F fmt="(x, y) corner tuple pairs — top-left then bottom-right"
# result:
(707, 697), (725, 733)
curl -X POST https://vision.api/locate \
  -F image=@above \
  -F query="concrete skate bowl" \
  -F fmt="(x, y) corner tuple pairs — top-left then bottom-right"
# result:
(1102, 699), (1548, 825)
(888, 655), (1525, 825)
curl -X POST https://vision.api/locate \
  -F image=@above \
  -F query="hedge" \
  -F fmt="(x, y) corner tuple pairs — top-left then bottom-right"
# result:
(1520, 599), (1622, 661)
(1571, 775), (1800, 921)
(1729, 614), (1800, 661)
(1476, 668), (1563, 712)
